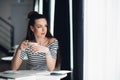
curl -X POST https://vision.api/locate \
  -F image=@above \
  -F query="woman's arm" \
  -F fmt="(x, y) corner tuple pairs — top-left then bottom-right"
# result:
(11, 40), (28, 70)
(45, 39), (58, 71)
(45, 53), (56, 71)
(11, 48), (22, 70)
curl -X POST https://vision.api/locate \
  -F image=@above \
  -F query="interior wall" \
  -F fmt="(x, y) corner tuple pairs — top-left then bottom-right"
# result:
(0, 0), (34, 45)
(0, 0), (13, 23)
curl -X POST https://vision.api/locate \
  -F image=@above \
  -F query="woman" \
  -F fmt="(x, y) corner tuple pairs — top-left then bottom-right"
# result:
(11, 11), (59, 71)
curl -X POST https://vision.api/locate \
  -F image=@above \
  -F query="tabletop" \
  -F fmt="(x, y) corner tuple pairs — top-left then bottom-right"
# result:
(0, 70), (71, 80)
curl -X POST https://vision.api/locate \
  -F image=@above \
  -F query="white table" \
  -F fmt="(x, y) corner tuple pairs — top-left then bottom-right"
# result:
(0, 70), (69, 80)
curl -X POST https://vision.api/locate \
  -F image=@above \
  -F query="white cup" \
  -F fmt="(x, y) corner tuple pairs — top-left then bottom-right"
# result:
(27, 42), (38, 47)
(27, 42), (39, 54)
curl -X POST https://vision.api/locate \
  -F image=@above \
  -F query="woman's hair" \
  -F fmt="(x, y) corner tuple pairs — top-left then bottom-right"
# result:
(26, 11), (53, 40)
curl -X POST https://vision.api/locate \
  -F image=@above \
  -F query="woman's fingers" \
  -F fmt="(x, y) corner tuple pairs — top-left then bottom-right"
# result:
(30, 45), (46, 53)
(20, 40), (29, 50)
(24, 40), (28, 46)
(29, 44), (48, 54)
(30, 45), (40, 53)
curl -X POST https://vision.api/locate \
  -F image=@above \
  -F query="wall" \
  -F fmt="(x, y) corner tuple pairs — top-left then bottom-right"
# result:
(0, 0), (33, 45)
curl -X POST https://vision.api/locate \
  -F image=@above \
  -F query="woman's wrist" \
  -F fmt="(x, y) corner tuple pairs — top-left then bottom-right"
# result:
(17, 48), (22, 53)
(17, 46), (24, 53)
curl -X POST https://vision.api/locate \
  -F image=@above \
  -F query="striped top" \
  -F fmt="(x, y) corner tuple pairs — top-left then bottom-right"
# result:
(20, 39), (58, 71)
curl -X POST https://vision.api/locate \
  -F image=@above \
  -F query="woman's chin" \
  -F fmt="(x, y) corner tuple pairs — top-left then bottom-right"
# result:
(37, 36), (45, 38)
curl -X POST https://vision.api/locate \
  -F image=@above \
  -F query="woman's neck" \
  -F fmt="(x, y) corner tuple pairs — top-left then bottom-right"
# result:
(35, 37), (48, 45)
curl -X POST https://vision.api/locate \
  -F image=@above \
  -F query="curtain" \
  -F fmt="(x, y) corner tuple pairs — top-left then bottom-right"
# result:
(84, 0), (120, 80)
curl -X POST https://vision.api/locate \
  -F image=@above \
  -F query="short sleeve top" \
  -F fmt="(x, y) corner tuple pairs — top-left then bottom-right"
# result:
(20, 39), (59, 70)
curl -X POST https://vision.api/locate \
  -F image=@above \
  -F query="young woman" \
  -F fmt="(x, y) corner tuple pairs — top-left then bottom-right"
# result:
(11, 11), (59, 71)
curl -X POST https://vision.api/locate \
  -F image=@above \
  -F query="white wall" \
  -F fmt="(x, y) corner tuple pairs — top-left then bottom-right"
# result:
(84, 0), (120, 80)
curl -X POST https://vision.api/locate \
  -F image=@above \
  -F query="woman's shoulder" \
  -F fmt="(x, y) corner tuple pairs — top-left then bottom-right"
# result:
(48, 38), (58, 44)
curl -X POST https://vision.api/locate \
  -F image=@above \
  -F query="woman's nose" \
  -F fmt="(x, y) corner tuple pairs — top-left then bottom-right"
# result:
(42, 27), (45, 31)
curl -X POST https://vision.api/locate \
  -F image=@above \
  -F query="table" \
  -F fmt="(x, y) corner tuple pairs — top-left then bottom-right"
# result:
(0, 70), (69, 80)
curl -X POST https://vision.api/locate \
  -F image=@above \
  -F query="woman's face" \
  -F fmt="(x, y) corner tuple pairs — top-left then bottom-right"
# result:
(30, 18), (47, 38)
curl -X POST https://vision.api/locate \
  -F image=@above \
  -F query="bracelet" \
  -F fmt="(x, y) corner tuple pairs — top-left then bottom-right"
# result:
(47, 50), (51, 55)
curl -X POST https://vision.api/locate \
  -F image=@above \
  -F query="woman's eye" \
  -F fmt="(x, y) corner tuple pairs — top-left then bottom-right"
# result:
(37, 26), (42, 28)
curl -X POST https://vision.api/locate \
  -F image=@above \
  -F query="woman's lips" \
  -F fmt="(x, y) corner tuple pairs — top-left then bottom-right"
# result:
(41, 33), (45, 35)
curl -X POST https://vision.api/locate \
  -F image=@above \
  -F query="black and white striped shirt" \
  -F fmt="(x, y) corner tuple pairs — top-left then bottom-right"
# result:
(20, 39), (58, 71)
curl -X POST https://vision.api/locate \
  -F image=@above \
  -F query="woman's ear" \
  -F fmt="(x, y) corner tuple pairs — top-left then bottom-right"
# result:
(30, 26), (34, 32)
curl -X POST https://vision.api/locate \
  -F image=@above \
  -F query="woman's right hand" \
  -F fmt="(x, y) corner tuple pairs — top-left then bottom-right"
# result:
(18, 40), (28, 50)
